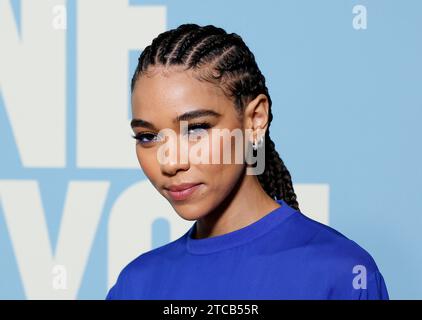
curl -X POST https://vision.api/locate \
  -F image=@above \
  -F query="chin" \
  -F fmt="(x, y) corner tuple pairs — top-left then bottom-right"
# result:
(170, 200), (209, 221)
(173, 208), (203, 221)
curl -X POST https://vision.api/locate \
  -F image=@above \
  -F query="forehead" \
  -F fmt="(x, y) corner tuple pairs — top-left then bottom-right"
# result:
(131, 67), (233, 122)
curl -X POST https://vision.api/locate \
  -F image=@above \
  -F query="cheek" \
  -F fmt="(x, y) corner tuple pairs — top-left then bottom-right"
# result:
(209, 133), (244, 165)
(203, 134), (244, 188)
(136, 146), (159, 180)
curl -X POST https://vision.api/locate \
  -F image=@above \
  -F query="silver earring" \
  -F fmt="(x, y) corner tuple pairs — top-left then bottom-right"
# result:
(252, 135), (264, 151)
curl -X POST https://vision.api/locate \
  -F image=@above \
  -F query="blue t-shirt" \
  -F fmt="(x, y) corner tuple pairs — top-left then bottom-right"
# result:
(106, 199), (389, 300)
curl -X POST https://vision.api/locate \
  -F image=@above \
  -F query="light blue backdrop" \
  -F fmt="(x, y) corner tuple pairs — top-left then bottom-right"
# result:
(1, 0), (421, 299)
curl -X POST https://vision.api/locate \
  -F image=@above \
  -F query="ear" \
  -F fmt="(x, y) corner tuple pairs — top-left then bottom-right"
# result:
(243, 93), (270, 143)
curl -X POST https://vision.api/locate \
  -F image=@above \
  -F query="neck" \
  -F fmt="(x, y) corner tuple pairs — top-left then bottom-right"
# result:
(193, 173), (281, 239)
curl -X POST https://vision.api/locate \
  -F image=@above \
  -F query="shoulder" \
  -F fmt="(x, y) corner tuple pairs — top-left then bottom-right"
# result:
(291, 211), (389, 299)
(105, 233), (186, 299)
(292, 211), (379, 272)
(126, 236), (184, 270)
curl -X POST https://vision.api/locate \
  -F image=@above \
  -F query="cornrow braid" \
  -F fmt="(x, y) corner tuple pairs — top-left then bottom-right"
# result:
(131, 23), (300, 211)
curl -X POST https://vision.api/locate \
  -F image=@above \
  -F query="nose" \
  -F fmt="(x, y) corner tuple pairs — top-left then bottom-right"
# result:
(158, 134), (190, 176)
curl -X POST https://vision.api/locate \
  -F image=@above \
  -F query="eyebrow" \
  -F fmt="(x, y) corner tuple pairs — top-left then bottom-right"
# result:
(130, 109), (222, 130)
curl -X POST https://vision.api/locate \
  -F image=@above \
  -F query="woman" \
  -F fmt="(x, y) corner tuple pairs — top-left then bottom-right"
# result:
(106, 23), (389, 300)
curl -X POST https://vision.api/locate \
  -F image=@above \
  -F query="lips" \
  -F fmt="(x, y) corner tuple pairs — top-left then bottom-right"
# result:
(165, 183), (202, 201)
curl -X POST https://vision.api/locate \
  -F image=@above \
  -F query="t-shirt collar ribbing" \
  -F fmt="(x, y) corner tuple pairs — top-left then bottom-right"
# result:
(185, 199), (297, 254)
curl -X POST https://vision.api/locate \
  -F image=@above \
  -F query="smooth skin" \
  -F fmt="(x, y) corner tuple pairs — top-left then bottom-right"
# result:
(131, 65), (280, 239)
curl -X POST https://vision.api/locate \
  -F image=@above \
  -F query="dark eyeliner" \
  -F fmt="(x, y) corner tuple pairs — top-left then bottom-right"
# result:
(132, 121), (213, 144)
(131, 132), (156, 144)
(186, 122), (212, 131)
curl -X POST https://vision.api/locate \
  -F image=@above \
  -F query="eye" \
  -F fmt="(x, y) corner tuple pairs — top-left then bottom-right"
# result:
(132, 122), (212, 145)
(132, 132), (160, 145)
(185, 122), (212, 137)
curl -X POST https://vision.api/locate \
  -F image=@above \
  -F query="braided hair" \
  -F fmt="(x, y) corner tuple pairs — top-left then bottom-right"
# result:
(131, 23), (300, 211)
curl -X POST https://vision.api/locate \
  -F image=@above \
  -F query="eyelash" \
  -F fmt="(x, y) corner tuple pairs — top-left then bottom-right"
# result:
(132, 122), (212, 145)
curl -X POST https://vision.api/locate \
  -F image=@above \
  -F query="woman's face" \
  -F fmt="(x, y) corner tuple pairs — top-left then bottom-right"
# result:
(131, 66), (247, 220)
